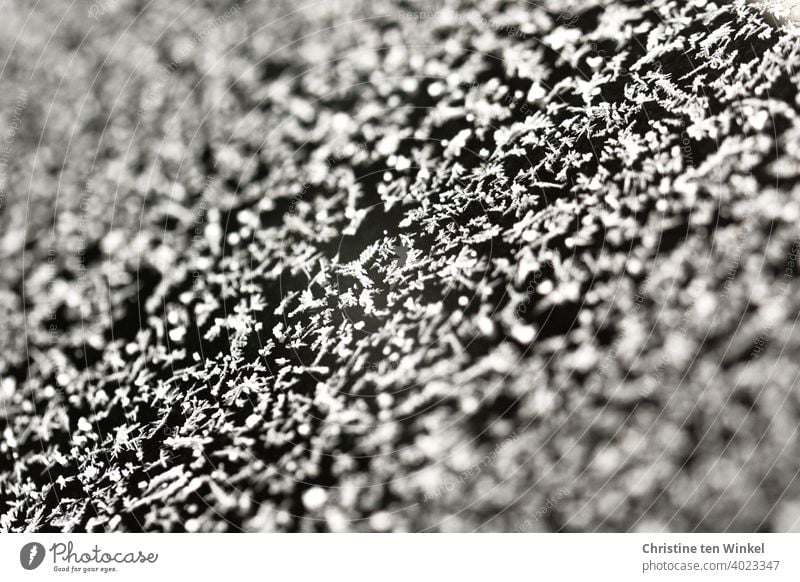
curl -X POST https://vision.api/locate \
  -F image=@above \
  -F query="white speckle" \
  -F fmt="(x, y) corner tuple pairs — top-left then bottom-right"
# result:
(395, 156), (411, 171)
(477, 316), (495, 336)
(586, 56), (604, 69)
(427, 82), (445, 97)
(168, 326), (186, 342)
(369, 511), (393, 531)
(750, 110), (769, 131)
(461, 396), (479, 413)
(377, 134), (399, 156)
(401, 78), (418, 93)
(302, 487), (328, 511)
(510, 323), (537, 344)
(445, 129), (471, 157)
(377, 393), (394, 408)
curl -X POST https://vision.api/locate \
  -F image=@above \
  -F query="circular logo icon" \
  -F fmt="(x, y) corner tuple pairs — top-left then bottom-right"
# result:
(20, 542), (45, 570)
